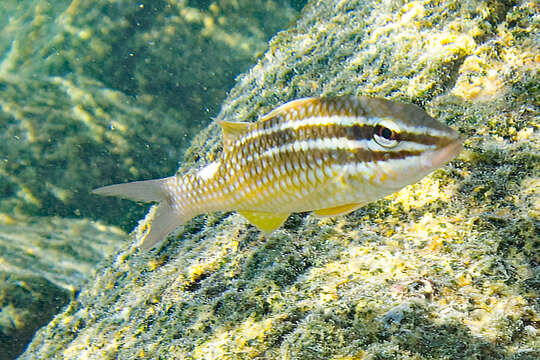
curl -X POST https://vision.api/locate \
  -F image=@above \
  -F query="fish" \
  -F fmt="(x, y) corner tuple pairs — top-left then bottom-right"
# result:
(93, 96), (462, 249)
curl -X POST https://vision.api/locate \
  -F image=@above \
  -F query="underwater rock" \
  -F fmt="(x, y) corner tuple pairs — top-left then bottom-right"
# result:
(0, 74), (186, 229)
(0, 214), (125, 359)
(0, 0), (298, 228)
(0, 273), (70, 360)
(21, 0), (539, 359)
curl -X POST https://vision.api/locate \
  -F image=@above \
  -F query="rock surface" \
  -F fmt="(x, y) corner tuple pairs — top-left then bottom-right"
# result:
(0, 214), (126, 359)
(21, 0), (540, 359)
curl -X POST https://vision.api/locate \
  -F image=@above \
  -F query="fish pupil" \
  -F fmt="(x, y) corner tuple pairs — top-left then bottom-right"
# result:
(375, 125), (395, 140)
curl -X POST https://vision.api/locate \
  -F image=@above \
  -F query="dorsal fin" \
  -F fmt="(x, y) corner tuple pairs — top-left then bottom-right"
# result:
(260, 97), (317, 122)
(216, 120), (251, 150)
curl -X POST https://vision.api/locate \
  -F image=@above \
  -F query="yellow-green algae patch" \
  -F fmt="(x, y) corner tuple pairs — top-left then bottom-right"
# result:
(22, 0), (539, 359)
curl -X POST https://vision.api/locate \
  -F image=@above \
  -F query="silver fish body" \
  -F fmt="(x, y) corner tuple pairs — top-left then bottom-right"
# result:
(93, 96), (462, 249)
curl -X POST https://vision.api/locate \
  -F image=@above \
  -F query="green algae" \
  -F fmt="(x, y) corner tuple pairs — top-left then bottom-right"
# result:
(20, 0), (540, 359)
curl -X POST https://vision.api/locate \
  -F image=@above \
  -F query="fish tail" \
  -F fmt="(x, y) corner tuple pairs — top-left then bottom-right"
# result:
(92, 176), (186, 249)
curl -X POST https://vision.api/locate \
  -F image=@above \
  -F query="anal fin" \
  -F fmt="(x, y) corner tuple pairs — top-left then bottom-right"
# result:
(238, 211), (290, 232)
(313, 203), (363, 217)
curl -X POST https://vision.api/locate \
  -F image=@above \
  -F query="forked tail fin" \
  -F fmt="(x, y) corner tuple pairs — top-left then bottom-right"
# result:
(92, 176), (185, 249)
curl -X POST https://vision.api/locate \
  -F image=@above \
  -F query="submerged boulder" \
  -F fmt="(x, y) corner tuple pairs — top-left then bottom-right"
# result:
(22, 0), (539, 359)
(0, 214), (125, 359)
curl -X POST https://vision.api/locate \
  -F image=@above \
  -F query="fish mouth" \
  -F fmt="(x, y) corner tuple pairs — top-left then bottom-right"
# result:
(421, 138), (463, 170)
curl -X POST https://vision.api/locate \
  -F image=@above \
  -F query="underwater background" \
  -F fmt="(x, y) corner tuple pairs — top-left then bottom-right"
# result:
(1, 0), (538, 359)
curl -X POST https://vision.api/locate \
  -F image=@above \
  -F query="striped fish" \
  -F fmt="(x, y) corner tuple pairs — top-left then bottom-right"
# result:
(93, 96), (462, 249)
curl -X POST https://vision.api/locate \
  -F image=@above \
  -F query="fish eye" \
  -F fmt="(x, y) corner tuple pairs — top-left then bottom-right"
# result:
(373, 120), (399, 148)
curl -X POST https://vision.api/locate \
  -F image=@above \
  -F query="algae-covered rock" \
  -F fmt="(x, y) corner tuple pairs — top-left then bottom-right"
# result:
(0, 74), (186, 228)
(0, 0), (298, 228)
(0, 214), (126, 359)
(0, 273), (70, 360)
(21, 0), (539, 359)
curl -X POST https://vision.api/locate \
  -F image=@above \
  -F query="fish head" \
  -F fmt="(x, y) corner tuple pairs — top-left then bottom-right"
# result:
(359, 98), (462, 191)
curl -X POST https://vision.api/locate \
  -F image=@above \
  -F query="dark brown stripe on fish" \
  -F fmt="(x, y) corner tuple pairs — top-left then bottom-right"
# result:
(400, 132), (448, 146)
(236, 122), (375, 155)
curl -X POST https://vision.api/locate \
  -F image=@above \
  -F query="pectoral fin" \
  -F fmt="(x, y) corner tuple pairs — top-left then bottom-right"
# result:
(238, 211), (290, 232)
(313, 203), (363, 217)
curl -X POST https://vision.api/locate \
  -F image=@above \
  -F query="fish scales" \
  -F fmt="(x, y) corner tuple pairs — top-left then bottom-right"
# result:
(93, 96), (462, 249)
(228, 117), (341, 207)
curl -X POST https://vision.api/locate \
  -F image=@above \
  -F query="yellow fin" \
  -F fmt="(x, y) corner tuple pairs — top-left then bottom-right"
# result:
(313, 203), (363, 217)
(260, 97), (317, 122)
(216, 120), (251, 149)
(238, 211), (290, 232)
